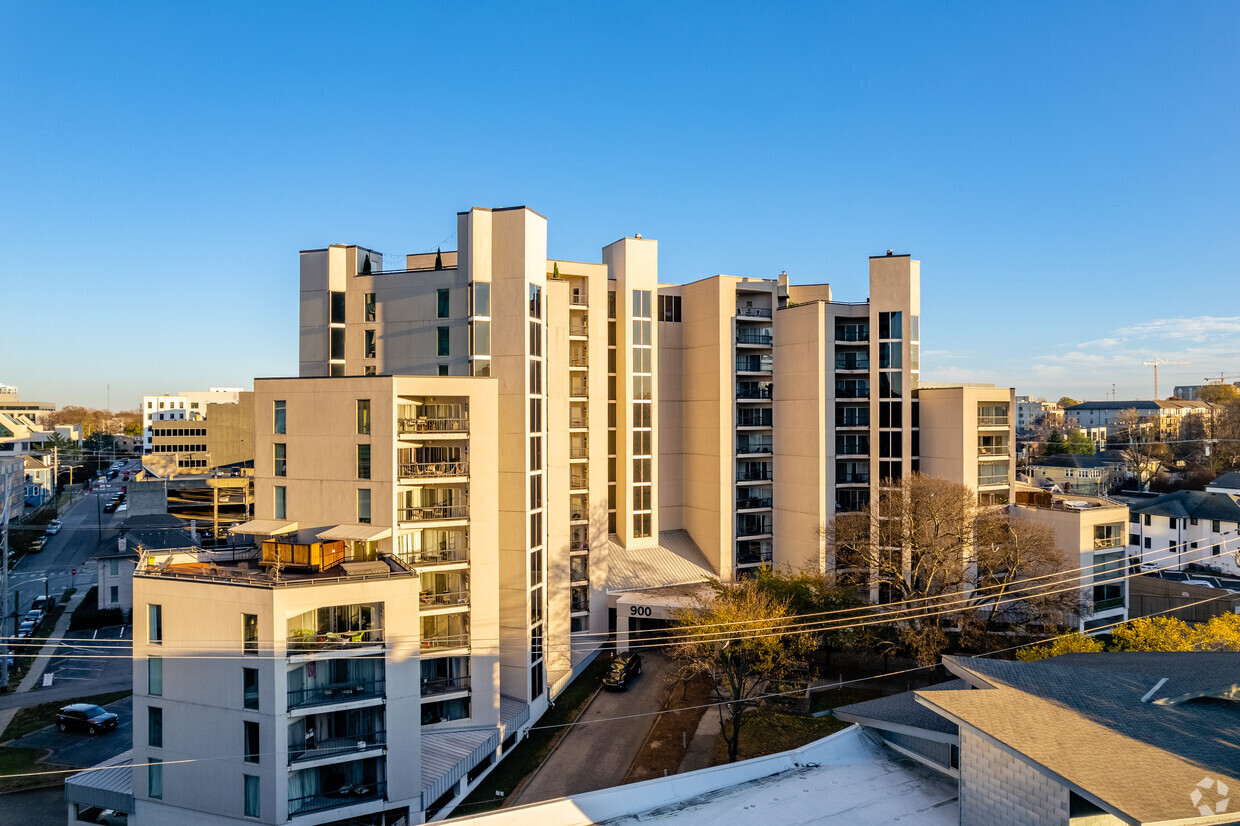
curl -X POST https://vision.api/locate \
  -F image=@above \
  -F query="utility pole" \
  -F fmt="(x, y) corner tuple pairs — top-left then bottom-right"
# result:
(1, 475), (11, 688)
(1141, 357), (1189, 400)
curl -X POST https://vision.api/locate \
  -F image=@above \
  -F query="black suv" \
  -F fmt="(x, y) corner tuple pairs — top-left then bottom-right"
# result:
(602, 652), (643, 691)
(56, 703), (119, 735)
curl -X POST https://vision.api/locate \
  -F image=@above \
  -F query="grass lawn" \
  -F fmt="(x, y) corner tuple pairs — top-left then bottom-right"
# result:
(2, 690), (132, 742)
(0, 745), (73, 793)
(455, 653), (612, 817)
(710, 709), (851, 764)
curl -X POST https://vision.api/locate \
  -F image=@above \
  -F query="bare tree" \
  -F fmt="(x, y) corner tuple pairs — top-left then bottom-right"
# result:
(1112, 408), (1167, 490)
(825, 473), (1082, 665)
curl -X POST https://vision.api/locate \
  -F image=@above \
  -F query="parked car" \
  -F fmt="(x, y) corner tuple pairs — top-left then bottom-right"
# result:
(114, 491), (125, 503)
(602, 652), (643, 691)
(56, 703), (119, 735)
(27, 537), (44, 552)
(103, 500), (118, 513)
(44, 519), (61, 535)
(31, 596), (52, 612)
(22, 608), (44, 625)
(97, 810), (128, 826)
(16, 620), (36, 639)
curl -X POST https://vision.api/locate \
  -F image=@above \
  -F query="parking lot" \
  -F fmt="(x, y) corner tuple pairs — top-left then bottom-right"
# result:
(43, 626), (132, 689)
(10, 695), (132, 770)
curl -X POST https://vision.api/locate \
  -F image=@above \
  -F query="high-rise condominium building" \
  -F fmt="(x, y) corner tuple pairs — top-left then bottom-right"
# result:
(119, 206), (1014, 825)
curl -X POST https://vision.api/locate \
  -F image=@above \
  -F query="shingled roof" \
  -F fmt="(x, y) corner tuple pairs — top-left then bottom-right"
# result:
(1128, 490), (1240, 523)
(916, 653), (1240, 825)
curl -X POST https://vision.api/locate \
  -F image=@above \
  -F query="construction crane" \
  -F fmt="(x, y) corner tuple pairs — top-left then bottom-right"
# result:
(1203, 371), (1240, 385)
(1141, 357), (1189, 400)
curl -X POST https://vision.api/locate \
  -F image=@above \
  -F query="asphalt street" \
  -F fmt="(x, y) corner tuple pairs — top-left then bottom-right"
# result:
(11, 695), (132, 769)
(512, 650), (677, 805)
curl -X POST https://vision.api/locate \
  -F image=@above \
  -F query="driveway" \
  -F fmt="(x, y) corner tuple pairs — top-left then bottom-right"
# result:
(10, 696), (132, 769)
(512, 650), (677, 805)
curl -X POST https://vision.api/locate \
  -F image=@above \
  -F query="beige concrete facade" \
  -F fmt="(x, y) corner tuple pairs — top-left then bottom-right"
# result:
(919, 383), (1017, 505)
(147, 392), (255, 472)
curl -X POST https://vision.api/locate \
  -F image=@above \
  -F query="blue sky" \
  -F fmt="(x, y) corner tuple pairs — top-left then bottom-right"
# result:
(2, 2), (1237, 409)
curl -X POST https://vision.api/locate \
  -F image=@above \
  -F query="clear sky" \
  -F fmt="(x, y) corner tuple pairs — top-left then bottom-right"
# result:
(2, 2), (1237, 409)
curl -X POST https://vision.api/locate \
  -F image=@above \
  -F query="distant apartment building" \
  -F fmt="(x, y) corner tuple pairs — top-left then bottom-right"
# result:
(1014, 395), (1062, 435)
(1065, 399), (1211, 441)
(0, 384), (55, 419)
(0, 454), (23, 520)
(116, 206), (1017, 825)
(1173, 381), (1240, 401)
(146, 392), (255, 472)
(1127, 489), (1240, 577)
(142, 388), (245, 452)
(1013, 488), (1129, 629)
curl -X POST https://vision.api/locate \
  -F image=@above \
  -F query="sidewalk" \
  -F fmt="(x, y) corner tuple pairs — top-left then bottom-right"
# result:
(679, 706), (722, 773)
(0, 589), (89, 737)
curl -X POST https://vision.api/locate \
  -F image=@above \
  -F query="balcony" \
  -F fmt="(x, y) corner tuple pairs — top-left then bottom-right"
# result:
(422, 615), (469, 651)
(836, 414), (870, 428)
(737, 540), (773, 566)
(737, 518), (773, 538)
(836, 439), (869, 457)
(737, 410), (773, 428)
(290, 730), (386, 765)
(289, 780), (386, 817)
(288, 678), (384, 712)
(420, 590), (469, 609)
(398, 505), (468, 522)
(736, 329), (773, 346)
(398, 417), (468, 436)
(569, 382), (589, 399)
(569, 321), (589, 337)
(1094, 596), (1125, 611)
(570, 471), (589, 491)
(570, 496), (588, 521)
(262, 540), (345, 573)
(737, 384), (774, 400)
(978, 414), (1009, 427)
(569, 444), (589, 460)
(835, 327), (869, 343)
(737, 467), (773, 482)
(978, 444), (1009, 457)
(737, 439), (773, 455)
(569, 415), (588, 429)
(421, 675), (471, 696)
(407, 546), (469, 566)
(570, 293), (588, 307)
(569, 354), (589, 368)
(835, 383), (870, 399)
(287, 628), (384, 653)
(835, 355), (870, 371)
(736, 355), (773, 374)
(736, 495), (773, 510)
(836, 472), (870, 484)
(398, 461), (469, 480)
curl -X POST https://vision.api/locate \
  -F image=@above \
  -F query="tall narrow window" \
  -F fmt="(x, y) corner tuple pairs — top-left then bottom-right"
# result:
(273, 443), (286, 477)
(244, 721), (260, 764)
(358, 489), (371, 524)
(148, 604), (162, 644)
(364, 292), (376, 322)
(148, 706), (163, 748)
(330, 291), (345, 324)
(273, 401), (286, 435)
(364, 329), (376, 358)
(244, 775), (260, 818)
(437, 288), (450, 318)
(274, 486), (286, 520)
(330, 327), (345, 360)
(470, 282), (490, 316)
(356, 399), (371, 435)
(357, 444), (371, 480)
(438, 326), (450, 356)
(148, 759), (163, 800)
(242, 614), (258, 655)
(148, 657), (163, 696)
(243, 667), (259, 710)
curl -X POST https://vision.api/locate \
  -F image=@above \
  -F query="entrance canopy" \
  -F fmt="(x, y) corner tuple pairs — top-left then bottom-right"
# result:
(229, 519), (298, 536)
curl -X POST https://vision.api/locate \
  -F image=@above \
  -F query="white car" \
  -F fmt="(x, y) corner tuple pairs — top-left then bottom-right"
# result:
(98, 810), (128, 826)
(45, 520), (62, 536)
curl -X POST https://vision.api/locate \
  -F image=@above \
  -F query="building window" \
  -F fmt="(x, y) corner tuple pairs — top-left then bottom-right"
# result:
(273, 443), (286, 477)
(356, 399), (370, 435)
(357, 444), (371, 480)
(364, 292), (376, 322)
(244, 774), (260, 818)
(364, 329), (376, 358)
(110, 585), (119, 604)
(238, 669), (259, 713)
(330, 327), (345, 360)
(438, 326), (450, 356)
(273, 401), (286, 435)
(330, 363), (344, 377)
(364, 365), (376, 376)
(357, 489), (371, 524)
(658, 294), (682, 322)
(148, 604), (162, 644)
(244, 721), (260, 764)
(149, 706), (163, 748)
(330, 291), (345, 324)
(274, 486), (286, 520)
(471, 320), (490, 357)
(439, 364), (449, 376)
(438, 288), (450, 318)
(109, 558), (119, 576)
(529, 284), (542, 319)
(148, 657), (162, 696)
(1213, 520), (1222, 532)
(148, 759), (163, 800)
(243, 614), (258, 655)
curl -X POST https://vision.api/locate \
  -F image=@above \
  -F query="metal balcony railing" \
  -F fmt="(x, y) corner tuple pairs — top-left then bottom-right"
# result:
(420, 590), (470, 608)
(398, 505), (468, 522)
(737, 412), (773, 427)
(737, 468), (773, 482)
(835, 386), (870, 399)
(736, 358), (773, 373)
(569, 354), (589, 367)
(835, 329), (869, 342)
(737, 442), (772, 454)
(737, 385), (774, 400)
(398, 461), (469, 479)
(737, 307), (772, 318)
(978, 415), (1009, 426)
(569, 445), (588, 459)
(978, 445), (1009, 456)
(570, 539), (589, 552)
(288, 678), (384, 711)
(288, 781), (386, 816)
(569, 416), (588, 428)
(286, 628), (383, 653)
(421, 675), (471, 696)
(736, 330), (773, 345)
(836, 473), (870, 484)
(422, 633), (469, 650)
(289, 730), (386, 764)
(736, 496), (773, 509)
(569, 293), (588, 306)
(835, 357), (870, 371)
(569, 322), (588, 337)
(398, 417), (469, 435)
(569, 384), (589, 398)
(408, 546), (469, 565)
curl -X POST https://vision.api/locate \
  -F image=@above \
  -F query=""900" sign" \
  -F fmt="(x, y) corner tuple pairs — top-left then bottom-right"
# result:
(628, 605), (653, 617)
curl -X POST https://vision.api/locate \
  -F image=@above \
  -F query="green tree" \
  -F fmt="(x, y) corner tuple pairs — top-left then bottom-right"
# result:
(361, 253), (372, 274)
(1045, 431), (1067, 455)
(1015, 633), (1106, 661)
(753, 568), (862, 656)
(1065, 431), (1096, 455)
(1057, 397), (1080, 408)
(1110, 614), (1240, 651)
(671, 580), (814, 762)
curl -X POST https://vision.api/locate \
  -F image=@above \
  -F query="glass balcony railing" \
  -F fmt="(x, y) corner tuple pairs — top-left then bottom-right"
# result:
(288, 678), (384, 711)
(737, 384), (774, 400)
(407, 546), (469, 565)
(420, 590), (469, 608)
(287, 628), (383, 652)
(737, 440), (773, 454)
(262, 540), (345, 573)
(736, 495), (773, 509)
(835, 356), (870, 371)
(978, 415), (1009, 426)
(737, 467), (773, 482)
(398, 505), (468, 522)
(1094, 596), (1124, 611)
(736, 330), (773, 346)
(736, 356), (773, 373)
(835, 328), (869, 342)
(737, 410), (773, 427)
